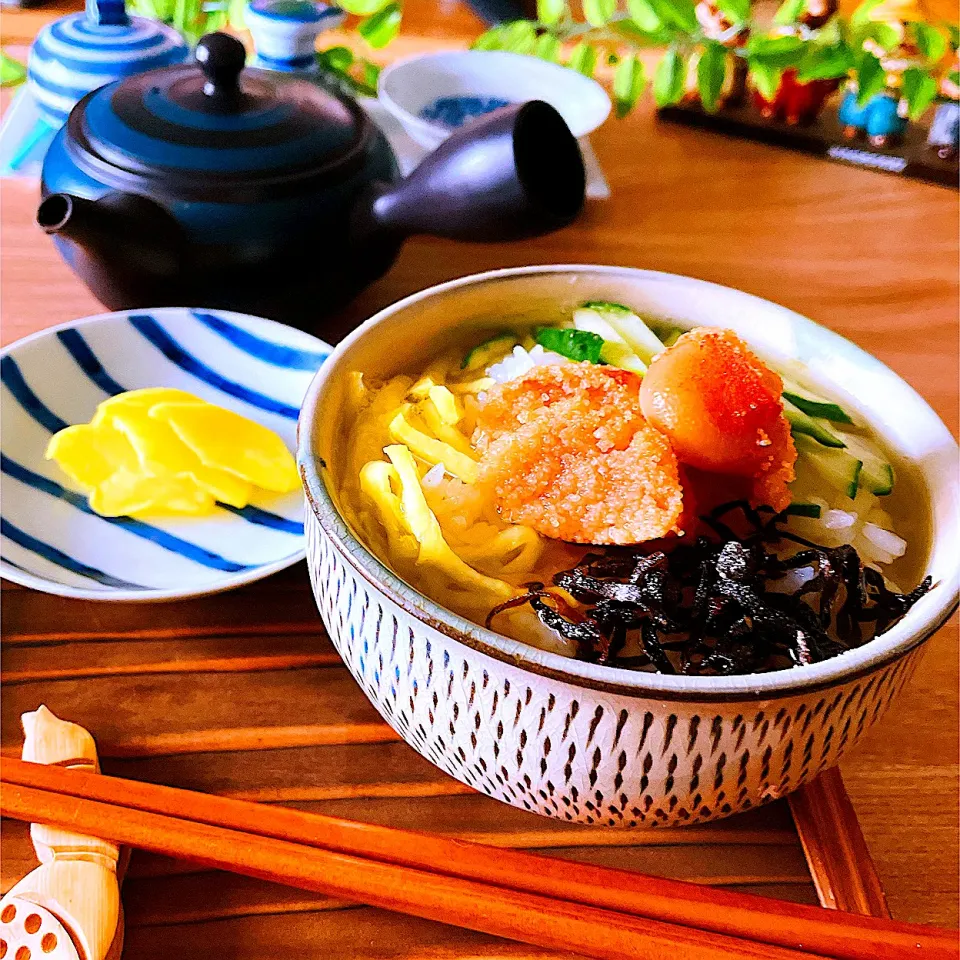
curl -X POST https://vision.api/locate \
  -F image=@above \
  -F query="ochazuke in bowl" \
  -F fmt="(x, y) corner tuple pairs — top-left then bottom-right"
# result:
(298, 266), (959, 826)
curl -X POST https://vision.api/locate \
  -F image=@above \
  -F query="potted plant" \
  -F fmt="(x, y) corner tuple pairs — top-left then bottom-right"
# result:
(751, 0), (843, 125)
(471, 0), (953, 132)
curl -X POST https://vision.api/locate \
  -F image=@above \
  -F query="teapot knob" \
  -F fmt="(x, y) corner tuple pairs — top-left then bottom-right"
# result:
(85, 0), (129, 26)
(196, 32), (247, 104)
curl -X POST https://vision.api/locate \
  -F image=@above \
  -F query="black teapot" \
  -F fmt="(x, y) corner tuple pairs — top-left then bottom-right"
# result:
(38, 32), (586, 329)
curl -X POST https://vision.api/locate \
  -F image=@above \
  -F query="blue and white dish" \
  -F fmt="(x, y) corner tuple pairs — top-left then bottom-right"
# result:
(28, 0), (188, 128)
(0, 308), (330, 601)
(246, 0), (345, 74)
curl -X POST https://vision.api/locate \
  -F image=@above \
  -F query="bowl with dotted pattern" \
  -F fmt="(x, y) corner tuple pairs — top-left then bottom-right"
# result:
(297, 265), (959, 827)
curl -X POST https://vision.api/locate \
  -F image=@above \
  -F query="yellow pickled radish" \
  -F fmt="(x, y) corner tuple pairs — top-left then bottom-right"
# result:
(46, 387), (296, 517)
(90, 468), (214, 517)
(149, 402), (299, 493)
(107, 406), (252, 507)
(91, 388), (203, 426)
(110, 406), (200, 475)
(45, 421), (140, 488)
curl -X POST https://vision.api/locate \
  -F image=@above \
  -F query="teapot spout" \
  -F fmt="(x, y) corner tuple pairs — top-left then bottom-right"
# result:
(354, 101), (586, 244)
(38, 192), (184, 307)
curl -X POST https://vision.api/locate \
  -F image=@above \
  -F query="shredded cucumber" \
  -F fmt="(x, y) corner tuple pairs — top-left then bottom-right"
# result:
(784, 402), (847, 449)
(576, 302), (666, 364)
(796, 436), (862, 499)
(599, 340), (648, 374)
(572, 310), (647, 372)
(660, 327), (685, 348)
(784, 502), (823, 519)
(842, 434), (895, 496)
(783, 390), (853, 425)
(462, 334), (517, 371)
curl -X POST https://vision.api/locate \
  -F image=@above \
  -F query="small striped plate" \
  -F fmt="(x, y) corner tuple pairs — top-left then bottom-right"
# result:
(0, 308), (331, 601)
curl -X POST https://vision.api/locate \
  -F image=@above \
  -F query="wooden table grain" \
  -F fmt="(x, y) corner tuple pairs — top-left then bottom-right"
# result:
(1, 0), (958, 937)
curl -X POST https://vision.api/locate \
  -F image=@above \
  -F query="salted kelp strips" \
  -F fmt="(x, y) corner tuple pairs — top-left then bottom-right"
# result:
(487, 502), (933, 676)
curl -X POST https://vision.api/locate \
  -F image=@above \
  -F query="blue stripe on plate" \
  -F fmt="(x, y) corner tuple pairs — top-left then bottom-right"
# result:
(129, 315), (300, 419)
(219, 503), (304, 534)
(0, 516), (148, 589)
(190, 311), (329, 372)
(1, 454), (254, 573)
(56, 328), (127, 395)
(0, 355), (70, 433)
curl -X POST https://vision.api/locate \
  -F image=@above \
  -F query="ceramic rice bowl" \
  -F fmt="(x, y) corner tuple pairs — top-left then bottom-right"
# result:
(298, 266), (959, 827)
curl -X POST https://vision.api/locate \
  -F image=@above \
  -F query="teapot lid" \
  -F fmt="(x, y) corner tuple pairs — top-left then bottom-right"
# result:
(65, 32), (373, 200)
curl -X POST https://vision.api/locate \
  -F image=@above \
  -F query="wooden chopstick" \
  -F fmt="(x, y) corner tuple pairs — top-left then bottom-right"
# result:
(789, 768), (891, 918)
(3, 759), (956, 960)
(3, 776), (819, 960)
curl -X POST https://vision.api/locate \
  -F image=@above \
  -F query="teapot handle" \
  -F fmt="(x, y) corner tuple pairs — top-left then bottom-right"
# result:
(86, 0), (129, 27)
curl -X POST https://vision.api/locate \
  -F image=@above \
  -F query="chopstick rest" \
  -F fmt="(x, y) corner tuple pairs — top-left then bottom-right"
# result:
(0, 707), (124, 960)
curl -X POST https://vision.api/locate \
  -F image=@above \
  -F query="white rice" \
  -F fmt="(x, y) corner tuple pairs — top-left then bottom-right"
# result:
(421, 463), (447, 488)
(862, 523), (907, 559)
(485, 345), (568, 384)
(822, 509), (857, 530)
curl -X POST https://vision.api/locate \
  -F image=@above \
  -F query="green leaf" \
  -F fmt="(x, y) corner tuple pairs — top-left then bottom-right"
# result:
(226, 0), (246, 29)
(568, 41), (599, 76)
(646, 0), (697, 33)
(361, 59), (381, 90)
(473, 27), (506, 50)
(796, 42), (854, 81)
(653, 48), (686, 106)
(911, 22), (947, 63)
(696, 41), (727, 112)
(947, 23), (960, 50)
(358, 3), (401, 48)
(850, 0), (885, 27)
(716, 0), (749, 25)
(855, 51), (885, 106)
(583, 0), (616, 27)
(773, 0), (806, 26)
(0, 49), (26, 88)
(626, 0), (661, 32)
(535, 327), (606, 363)
(534, 32), (562, 61)
(851, 20), (900, 52)
(903, 66), (938, 119)
(338, 0), (392, 14)
(501, 20), (538, 53)
(613, 53), (646, 117)
(474, 20), (537, 54)
(536, 0), (566, 27)
(746, 34), (807, 68)
(749, 61), (782, 99)
(321, 45), (355, 70)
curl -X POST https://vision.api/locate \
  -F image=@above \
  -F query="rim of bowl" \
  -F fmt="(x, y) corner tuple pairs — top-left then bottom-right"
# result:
(298, 265), (960, 701)
(0, 306), (319, 602)
(378, 50), (612, 142)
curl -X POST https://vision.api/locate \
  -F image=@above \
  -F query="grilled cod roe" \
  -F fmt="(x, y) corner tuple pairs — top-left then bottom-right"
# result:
(473, 364), (684, 544)
(639, 328), (797, 512)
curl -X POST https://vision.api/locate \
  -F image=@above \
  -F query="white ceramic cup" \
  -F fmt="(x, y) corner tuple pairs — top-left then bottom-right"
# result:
(378, 50), (612, 151)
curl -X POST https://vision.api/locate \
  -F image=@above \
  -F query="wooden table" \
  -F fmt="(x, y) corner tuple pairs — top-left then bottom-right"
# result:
(2, 0), (958, 944)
